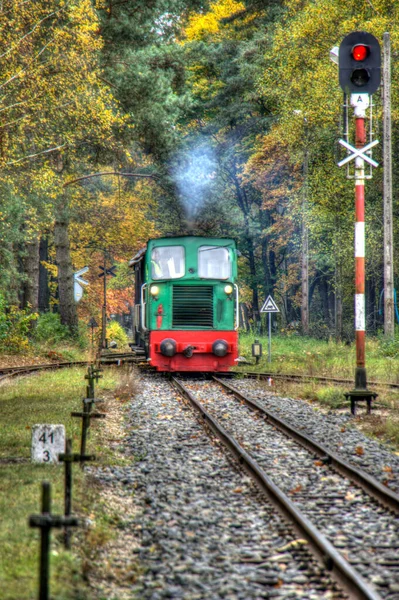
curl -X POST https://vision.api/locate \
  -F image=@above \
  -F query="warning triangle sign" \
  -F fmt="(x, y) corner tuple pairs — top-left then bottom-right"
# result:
(260, 295), (279, 313)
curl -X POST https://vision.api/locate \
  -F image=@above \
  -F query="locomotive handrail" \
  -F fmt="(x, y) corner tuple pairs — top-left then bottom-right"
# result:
(234, 284), (239, 330)
(140, 284), (148, 330)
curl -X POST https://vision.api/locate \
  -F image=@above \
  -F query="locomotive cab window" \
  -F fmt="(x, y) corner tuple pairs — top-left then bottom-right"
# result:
(198, 246), (231, 280)
(151, 246), (185, 280)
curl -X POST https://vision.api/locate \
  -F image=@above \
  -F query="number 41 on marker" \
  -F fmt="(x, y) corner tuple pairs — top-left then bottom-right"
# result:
(31, 424), (65, 464)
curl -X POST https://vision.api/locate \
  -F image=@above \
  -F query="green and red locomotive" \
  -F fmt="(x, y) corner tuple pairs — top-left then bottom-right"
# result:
(129, 236), (239, 372)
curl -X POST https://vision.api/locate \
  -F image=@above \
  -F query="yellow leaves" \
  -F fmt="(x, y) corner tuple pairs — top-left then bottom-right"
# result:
(184, 0), (245, 42)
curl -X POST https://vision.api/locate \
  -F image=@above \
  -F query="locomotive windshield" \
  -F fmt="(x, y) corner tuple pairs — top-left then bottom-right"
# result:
(151, 246), (185, 280)
(198, 246), (231, 279)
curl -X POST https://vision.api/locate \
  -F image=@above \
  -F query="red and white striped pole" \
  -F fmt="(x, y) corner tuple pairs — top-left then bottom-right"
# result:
(347, 95), (377, 414)
(354, 102), (366, 379)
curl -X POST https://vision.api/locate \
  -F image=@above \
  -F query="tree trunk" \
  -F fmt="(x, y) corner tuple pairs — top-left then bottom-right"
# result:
(54, 198), (78, 331)
(21, 237), (40, 312)
(319, 276), (330, 326)
(38, 237), (50, 312)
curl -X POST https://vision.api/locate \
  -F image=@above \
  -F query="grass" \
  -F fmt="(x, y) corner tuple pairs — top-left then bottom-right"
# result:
(0, 367), (119, 600)
(237, 333), (399, 448)
(237, 332), (399, 382)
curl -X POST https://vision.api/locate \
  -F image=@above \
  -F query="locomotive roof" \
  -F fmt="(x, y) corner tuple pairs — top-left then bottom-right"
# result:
(129, 236), (236, 267)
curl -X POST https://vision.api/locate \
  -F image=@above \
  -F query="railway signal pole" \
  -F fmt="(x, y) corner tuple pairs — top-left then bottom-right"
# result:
(337, 31), (381, 413)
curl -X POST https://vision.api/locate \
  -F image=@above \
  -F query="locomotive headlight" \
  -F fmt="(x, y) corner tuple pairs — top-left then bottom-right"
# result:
(224, 284), (233, 295)
(150, 285), (160, 296)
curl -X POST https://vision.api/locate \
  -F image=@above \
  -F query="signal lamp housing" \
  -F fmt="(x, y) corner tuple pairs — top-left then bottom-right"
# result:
(150, 285), (160, 296)
(224, 284), (233, 295)
(339, 31), (381, 95)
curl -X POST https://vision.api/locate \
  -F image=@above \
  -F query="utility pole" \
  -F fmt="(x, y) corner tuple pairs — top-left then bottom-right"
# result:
(301, 137), (309, 334)
(383, 32), (394, 337)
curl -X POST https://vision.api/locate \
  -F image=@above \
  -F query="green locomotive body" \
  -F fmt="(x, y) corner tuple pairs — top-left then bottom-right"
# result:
(130, 236), (239, 371)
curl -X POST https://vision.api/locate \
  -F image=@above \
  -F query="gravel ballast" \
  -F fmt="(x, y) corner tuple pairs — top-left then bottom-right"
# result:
(180, 378), (399, 599)
(229, 378), (399, 493)
(88, 374), (342, 600)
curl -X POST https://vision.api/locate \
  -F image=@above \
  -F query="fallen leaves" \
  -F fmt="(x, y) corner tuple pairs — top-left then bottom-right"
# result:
(382, 465), (393, 473)
(288, 484), (302, 495)
(345, 491), (356, 501)
(355, 446), (364, 456)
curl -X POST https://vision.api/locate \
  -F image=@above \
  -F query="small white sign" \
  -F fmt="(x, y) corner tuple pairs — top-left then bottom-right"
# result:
(261, 295), (280, 313)
(74, 280), (84, 302)
(31, 424), (65, 464)
(74, 266), (89, 286)
(350, 93), (370, 109)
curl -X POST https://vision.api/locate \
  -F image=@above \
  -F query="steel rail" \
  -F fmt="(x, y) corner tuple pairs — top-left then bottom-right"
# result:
(0, 361), (89, 381)
(0, 353), (143, 382)
(238, 370), (399, 390)
(171, 376), (382, 600)
(213, 376), (399, 513)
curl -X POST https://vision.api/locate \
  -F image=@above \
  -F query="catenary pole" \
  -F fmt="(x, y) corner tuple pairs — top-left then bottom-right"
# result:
(383, 32), (394, 337)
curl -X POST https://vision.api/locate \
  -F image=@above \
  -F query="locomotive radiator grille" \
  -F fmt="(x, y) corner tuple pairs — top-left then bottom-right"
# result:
(172, 285), (214, 328)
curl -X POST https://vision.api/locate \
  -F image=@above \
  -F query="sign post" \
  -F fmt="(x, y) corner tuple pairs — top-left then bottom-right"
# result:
(260, 295), (280, 363)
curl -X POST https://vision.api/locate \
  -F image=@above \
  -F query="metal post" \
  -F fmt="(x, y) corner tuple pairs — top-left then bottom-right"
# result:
(344, 97), (377, 414)
(29, 483), (79, 600)
(59, 439), (95, 547)
(354, 108), (366, 379)
(39, 482), (51, 600)
(268, 313), (271, 363)
(102, 255), (107, 349)
(63, 440), (72, 549)
(301, 124), (309, 334)
(80, 403), (90, 461)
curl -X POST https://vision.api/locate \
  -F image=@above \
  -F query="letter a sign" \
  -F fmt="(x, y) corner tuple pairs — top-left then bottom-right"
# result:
(261, 295), (279, 313)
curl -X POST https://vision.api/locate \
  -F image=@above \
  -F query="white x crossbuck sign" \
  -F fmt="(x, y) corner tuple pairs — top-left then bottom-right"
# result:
(337, 139), (379, 168)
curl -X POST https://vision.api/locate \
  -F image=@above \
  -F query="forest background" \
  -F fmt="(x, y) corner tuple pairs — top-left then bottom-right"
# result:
(1, 0), (398, 352)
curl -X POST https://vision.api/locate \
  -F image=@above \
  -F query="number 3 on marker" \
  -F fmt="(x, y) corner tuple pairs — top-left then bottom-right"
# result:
(43, 450), (50, 462)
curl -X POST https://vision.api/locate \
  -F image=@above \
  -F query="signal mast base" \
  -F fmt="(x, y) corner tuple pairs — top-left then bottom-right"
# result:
(344, 367), (378, 415)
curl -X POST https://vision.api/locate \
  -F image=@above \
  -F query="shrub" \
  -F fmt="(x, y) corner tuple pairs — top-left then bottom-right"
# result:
(0, 295), (37, 353)
(106, 320), (128, 347)
(316, 386), (346, 409)
(33, 312), (70, 344)
(378, 335), (399, 358)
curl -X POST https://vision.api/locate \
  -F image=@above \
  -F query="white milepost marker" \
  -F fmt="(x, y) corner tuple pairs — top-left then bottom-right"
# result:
(31, 424), (66, 464)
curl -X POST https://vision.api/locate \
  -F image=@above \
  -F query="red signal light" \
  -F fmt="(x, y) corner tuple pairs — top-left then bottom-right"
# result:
(352, 44), (369, 61)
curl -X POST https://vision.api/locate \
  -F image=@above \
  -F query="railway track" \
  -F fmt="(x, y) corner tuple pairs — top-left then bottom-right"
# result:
(237, 370), (399, 390)
(171, 377), (399, 600)
(0, 353), (143, 382)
